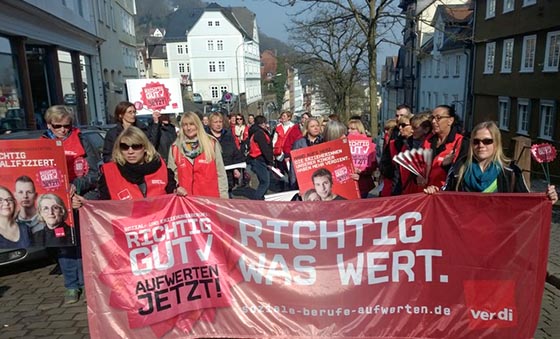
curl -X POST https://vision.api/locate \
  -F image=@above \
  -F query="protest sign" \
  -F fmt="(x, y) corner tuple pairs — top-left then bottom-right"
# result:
(0, 139), (74, 249)
(126, 78), (183, 114)
(347, 133), (376, 172)
(291, 138), (360, 201)
(81, 192), (550, 338)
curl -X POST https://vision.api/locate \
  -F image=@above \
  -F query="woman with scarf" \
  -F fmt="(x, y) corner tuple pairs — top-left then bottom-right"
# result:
(97, 126), (176, 200)
(169, 112), (229, 199)
(424, 121), (557, 203)
(42, 105), (99, 304)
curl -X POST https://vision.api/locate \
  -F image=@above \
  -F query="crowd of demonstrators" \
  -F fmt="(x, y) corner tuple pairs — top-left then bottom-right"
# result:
(247, 115), (274, 200)
(206, 112), (246, 197)
(169, 112), (229, 199)
(102, 101), (162, 163)
(97, 126), (176, 200)
(424, 121), (558, 203)
(41, 105), (100, 304)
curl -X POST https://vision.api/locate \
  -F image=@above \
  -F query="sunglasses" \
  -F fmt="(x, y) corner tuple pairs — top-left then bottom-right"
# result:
(236, 118), (243, 121)
(430, 115), (450, 122)
(119, 143), (144, 151)
(51, 124), (72, 129)
(398, 123), (410, 128)
(472, 138), (494, 146)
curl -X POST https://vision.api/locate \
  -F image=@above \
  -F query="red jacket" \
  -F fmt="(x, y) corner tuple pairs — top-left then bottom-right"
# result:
(422, 132), (464, 188)
(101, 161), (168, 200)
(57, 129), (89, 183)
(171, 144), (220, 198)
(273, 123), (302, 157)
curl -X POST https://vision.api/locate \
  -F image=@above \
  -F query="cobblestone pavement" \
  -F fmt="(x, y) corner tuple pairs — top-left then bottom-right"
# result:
(1, 211), (559, 339)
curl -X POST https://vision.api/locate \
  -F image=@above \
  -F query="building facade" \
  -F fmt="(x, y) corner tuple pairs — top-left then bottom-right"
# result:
(472, 0), (559, 161)
(164, 4), (262, 108)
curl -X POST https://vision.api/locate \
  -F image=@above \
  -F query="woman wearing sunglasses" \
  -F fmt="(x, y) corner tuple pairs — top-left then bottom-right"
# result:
(169, 112), (229, 198)
(424, 121), (557, 203)
(98, 126), (176, 200)
(42, 105), (100, 304)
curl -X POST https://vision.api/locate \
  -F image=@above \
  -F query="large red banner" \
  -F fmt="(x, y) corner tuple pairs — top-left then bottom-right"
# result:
(80, 193), (551, 338)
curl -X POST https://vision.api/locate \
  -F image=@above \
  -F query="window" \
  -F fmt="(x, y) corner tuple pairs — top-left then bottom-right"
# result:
(217, 40), (224, 51)
(215, 21), (220, 26)
(544, 31), (560, 72)
(501, 38), (514, 73)
(517, 98), (530, 135)
(520, 35), (536, 72)
(522, 0), (536, 7)
(164, 60), (168, 68)
(207, 40), (214, 51)
(435, 59), (440, 77)
(503, 0), (514, 13)
(454, 55), (461, 76)
(539, 100), (556, 139)
(186, 63), (190, 73)
(498, 97), (511, 130)
(209, 61), (216, 72)
(484, 42), (496, 74)
(177, 44), (183, 54)
(220, 85), (228, 94)
(443, 93), (449, 105)
(486, 0), (496, 18)
(211, 86), (219, 99)
(162, 45), (166, 54)
(208, 21), (213, 26)
(218, 61), (225, 72)
(178, 63), (185, 73)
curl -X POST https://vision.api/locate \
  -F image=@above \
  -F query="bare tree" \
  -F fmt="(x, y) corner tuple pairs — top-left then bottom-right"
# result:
(271, 0), (398, 136)
(288, 8), (367, 122)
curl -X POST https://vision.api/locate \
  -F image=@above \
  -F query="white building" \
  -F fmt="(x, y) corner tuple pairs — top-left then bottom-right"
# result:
(417, 3), (473, 121)
(164, 3), (261, 106)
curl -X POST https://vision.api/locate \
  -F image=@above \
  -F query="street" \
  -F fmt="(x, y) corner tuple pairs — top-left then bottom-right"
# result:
(1, 221), (559, 338)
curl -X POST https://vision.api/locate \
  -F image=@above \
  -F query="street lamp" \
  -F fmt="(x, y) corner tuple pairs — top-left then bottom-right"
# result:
(235, 40), (254, 114)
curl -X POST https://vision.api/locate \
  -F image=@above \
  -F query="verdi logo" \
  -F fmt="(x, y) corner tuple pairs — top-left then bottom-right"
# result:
(463, 280), (517, 329)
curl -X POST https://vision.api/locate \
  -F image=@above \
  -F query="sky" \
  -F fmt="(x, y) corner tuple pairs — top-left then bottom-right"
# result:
(216, 0), (301, 42)
(215, 0), (401, 68)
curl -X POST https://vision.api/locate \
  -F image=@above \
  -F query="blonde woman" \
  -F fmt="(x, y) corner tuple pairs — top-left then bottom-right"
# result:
(425, 121), (557, 203)
(168, 112), (229, 198)
(98, 126), (176, 200)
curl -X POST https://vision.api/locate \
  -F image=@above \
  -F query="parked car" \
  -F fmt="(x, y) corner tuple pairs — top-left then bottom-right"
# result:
(192, 93), (203, 104)
(63, 93), (76, 105)
(0, 127), (105, 267)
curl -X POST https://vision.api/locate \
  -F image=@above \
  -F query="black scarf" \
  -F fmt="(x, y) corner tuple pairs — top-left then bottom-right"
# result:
(117, 157), (162, 185)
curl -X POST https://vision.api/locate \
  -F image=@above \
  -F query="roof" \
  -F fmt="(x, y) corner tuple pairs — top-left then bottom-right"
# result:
(433, 4), (473, 52)
(165, 3), (256, 41)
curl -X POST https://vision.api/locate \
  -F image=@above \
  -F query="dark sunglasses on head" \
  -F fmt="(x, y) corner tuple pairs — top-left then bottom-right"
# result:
(398, 123), (410, 128)
(119, 143), (144, 151)
(51, 124), (72, 129)
(472, 138), (494, 146)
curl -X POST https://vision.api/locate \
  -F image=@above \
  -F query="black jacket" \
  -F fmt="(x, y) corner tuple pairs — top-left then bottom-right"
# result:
(248, 124), (273, 165)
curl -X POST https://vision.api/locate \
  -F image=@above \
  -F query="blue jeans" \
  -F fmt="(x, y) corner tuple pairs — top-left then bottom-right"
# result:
(249, 158), (270, 200)
(58, 246), (84, 290)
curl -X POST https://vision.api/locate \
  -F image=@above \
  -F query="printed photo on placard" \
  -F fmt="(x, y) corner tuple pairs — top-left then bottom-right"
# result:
(0, 139), (74, 249)
(291, 138), (360, 201)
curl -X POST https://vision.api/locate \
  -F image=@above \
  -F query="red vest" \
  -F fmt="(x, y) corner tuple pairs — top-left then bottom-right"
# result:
(248, 131), (270, 159)
(422, 133), (464, 188)
(171, 144), (220, 198)
(43, 129), (89, 183)
(273, 123), (299, 156)
(101, 161), (168, 200)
